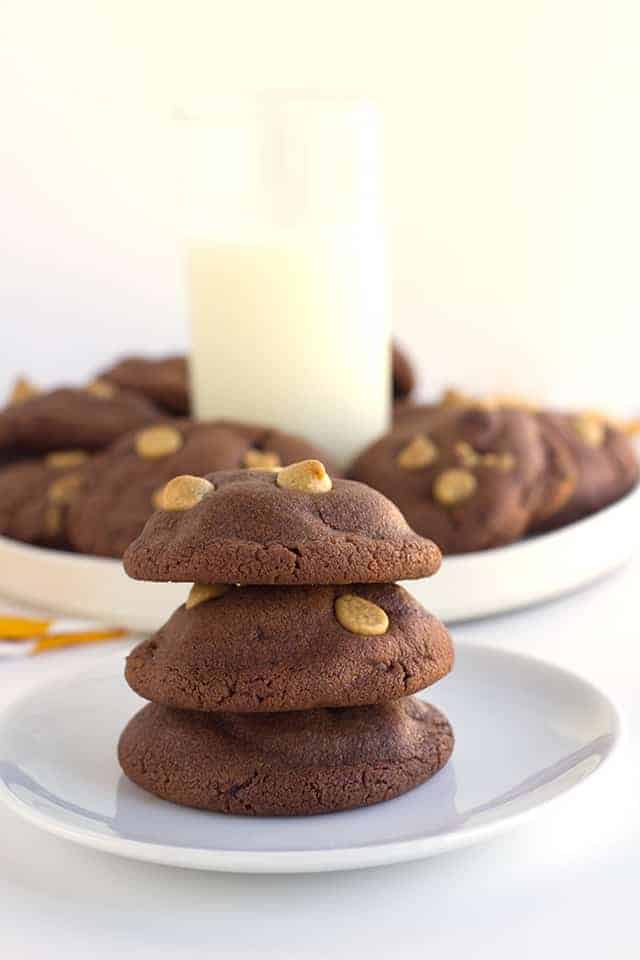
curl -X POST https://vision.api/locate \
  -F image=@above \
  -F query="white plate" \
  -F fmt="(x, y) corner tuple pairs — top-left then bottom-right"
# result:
(0, 644), (619, 873)
(0, 485), (639, 629)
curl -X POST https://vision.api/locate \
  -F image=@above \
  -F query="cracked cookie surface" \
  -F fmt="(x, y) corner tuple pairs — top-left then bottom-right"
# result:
(123, 469), (442, 584)
(118, 696), (454, 815)
(125, 583), (453, 713)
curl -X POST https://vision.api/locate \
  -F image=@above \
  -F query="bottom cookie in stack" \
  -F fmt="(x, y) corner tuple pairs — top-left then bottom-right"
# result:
(119, 698), (453, 817)
(119, 461), (454, 816)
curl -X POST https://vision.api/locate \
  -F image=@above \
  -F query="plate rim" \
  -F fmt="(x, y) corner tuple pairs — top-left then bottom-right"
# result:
(0, 644), (623, 873)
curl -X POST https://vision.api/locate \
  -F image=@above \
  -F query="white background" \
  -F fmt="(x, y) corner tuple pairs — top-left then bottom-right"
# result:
(1, 10), (640, 950)
(1, 0), (639, 410)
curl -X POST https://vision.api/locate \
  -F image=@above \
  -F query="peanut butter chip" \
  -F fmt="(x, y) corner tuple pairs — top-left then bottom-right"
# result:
(47, 472), (85, 505)
(484, 393), (538, 411)
(486, 451), (516, 471)
(455, 444), (515, 472)
(243, 448), (282, 469)
(86, 379), (116, 398)
(433, 468), (477, 505)
(45, 450), (89, 470)
(397, 434), (438, 469)
(9, 376), (39, 405)
(135, 425), (183, 459)
(162, 474), (214, 511)
(454, 441), (479, 467)
(440, 387), (537, 411)
(335, 594), (389, 636)
(573, 413), (605, 448)
(185, 583), (230, 609)
(43, 503), (62, 537)
(440, 387), (471, 408)
(151, 484), (167, 510)
(276, 459), (332, 493)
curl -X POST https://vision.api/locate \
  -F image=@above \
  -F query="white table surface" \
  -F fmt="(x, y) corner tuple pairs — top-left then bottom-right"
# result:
(1, 558), (639, 959)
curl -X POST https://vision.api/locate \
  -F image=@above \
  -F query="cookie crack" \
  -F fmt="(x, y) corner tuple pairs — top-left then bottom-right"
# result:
(226, 768), (260, 800)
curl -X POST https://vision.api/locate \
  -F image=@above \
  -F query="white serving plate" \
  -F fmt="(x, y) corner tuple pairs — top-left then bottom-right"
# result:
(0, 644), (620, 873)
(0, 485), (638, 629)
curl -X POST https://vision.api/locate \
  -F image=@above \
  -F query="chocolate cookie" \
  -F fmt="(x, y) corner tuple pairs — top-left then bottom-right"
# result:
(123, 461), (442, 584)
(118, 697), (454, 816)
(532, 411), (638, 530)
(68, 421), (335, 558)
(0, 377), (41, 465)
(0, 384), (159, 456)
(100, 355), (189, 415)
(392, 343), (416, 401)
(0, 419), (16, 467)
(392, 402), (439, 430)
(0, 451), (90, 548)
(350, 405), (563, 554)
(529, 414), (578, 529)
(125, 582), (454, 713)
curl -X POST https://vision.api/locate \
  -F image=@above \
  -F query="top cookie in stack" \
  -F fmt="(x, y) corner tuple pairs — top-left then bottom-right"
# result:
(123, 459), (442, 585)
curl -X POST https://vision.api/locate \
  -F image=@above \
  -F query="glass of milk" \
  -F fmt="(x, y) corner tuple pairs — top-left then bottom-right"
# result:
(177, 95), (391, 467)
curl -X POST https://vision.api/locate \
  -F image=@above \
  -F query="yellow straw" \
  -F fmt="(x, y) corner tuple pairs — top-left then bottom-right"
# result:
(30, 628), (127, 655)
(0, 616), (52, 640)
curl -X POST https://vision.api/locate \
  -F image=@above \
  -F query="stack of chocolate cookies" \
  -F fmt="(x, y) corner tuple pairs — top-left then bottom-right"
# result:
(119, 460), (454, 816)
